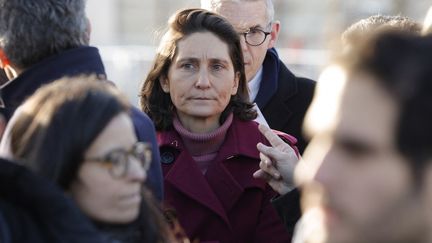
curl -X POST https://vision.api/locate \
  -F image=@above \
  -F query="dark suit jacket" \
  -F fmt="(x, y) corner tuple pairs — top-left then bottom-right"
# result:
(158, 117), (291, 243)
(0, 46), (163, 200)
(271, 189), (302, 236)
(255, 48), (316, 154)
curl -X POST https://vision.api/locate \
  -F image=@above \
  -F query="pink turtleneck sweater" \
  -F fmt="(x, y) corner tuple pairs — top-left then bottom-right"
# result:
(173, 113), (233, 174)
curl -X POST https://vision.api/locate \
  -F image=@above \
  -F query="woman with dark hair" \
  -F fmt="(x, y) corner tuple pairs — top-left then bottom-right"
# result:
(2, 76), (172, 243)
(140, 8), (293, 242)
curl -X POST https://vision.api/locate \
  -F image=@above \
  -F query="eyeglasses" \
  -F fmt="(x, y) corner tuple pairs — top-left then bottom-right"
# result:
(239, 23), (272, 46)
(86, 142), (152, 178)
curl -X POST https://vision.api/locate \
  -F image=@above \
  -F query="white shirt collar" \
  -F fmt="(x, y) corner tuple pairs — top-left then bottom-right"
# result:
(247, 66), (263, 102)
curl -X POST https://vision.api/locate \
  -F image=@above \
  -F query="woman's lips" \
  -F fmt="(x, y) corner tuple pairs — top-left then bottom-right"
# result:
(121, 193), (142, 204)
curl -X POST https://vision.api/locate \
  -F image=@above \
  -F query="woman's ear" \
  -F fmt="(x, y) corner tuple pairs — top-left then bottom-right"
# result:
(159, 76), (170, 93)
(231, 72), (240, 95)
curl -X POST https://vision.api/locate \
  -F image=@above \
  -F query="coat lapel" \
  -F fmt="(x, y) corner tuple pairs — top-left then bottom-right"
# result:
(205, 119), (267, 212)
(160, 134), (230, 226)
(258, 49), (299, 131)
(159, 119), (268, 229)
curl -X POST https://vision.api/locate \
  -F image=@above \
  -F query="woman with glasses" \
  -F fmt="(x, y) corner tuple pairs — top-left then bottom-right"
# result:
(2, 77), (171, 243)
(140, 8), (293, 242)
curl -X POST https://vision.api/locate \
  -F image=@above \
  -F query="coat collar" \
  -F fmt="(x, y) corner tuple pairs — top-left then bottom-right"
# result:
(0, 46), (105, 121)
(254, 48), (299, 109)
(158, 116), (262, 159)
(159, 117), (267, 227)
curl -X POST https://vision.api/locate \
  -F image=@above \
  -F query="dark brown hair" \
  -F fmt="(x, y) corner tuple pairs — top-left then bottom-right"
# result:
(139, 8), (256, 131)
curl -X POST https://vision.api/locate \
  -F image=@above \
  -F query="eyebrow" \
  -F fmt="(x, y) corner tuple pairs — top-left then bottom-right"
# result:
(239, 24), (266, 32)
(176, 57), (231, 64)
(176, 57), (199, 64)
(335, 135), (380, 155)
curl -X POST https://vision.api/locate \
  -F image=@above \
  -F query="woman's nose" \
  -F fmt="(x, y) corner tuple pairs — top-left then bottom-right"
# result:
(195, 68), (211, 89)
(126, 157), (147, 182)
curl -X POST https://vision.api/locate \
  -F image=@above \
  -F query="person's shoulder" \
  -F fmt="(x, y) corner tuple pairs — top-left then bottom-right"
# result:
(278, 61), (316, 85)
(130, 106), (154, 127)
(233, 117), (260, 131)
(277, 61), (316, 97)
(129, 106), (158, 139)
(0, 159), (105, 243)
(231, 118), (264, 142)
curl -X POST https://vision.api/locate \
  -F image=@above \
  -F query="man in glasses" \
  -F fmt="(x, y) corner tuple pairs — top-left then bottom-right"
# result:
(201, 0), (316, 154)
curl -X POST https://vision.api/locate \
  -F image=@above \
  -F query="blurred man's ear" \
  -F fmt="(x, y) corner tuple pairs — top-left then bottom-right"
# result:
(268, 21), (280, 49)
(0, 49), (19, 81)
(0, 48), (10, 69)
(0, 115), (5, 140)
(0, 49), (14, 81)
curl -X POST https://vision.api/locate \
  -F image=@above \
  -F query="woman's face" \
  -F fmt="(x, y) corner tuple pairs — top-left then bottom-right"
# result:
(160, 31), (239, 130)
(69, 112), (147, 224)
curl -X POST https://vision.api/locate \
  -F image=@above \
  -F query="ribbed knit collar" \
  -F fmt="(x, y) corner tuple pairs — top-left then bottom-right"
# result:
(173, 113), (233, 156)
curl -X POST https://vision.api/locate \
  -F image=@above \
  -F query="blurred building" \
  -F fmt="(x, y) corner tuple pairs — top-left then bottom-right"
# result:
(86, 0), (431, 104)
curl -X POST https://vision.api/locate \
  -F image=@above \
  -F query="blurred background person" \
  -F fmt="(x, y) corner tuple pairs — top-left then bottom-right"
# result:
(0, 0), (163, 200)
(2, 77), (172, 243)
(295, 31), (432, 243)
(140, 8), (294, 242)
(253, 13), (421, 234)
(423, 6), (432, 35)
(257, 31), (432, 243)
(202, 0), (316, 155)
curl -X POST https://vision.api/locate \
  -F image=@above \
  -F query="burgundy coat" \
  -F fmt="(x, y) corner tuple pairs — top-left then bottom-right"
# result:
(157, 117), (292, 243)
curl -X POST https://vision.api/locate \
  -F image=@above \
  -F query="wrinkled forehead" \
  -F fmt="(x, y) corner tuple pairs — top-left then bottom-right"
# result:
(213, 1), (269, 31)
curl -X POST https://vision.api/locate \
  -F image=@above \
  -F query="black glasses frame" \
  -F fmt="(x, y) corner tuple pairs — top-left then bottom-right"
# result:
(239, 22), (272, 46)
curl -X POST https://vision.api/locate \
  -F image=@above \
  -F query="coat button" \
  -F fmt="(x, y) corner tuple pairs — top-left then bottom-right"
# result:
(160, 151), (175, 164)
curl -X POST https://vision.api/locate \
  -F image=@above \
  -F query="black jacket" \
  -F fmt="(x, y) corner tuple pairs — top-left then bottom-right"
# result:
(271, 189), (302, 236)
(0, 46), (163, 201)
(0, 158), (105, 243)
(255, 48), (316, 154)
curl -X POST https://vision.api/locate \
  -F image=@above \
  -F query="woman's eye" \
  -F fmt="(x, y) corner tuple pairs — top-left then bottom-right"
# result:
(106, 152), (124, 166)
(212, 64), (224, 71)
(180, 63), (195, 70)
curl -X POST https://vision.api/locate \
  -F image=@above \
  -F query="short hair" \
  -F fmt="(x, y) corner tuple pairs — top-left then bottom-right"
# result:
(10, 76), (130, 189)
(343, 31), (432, 173)
(139, 8), (256, 131)
(0, 0), (89, 69)
(342, 15), (421, 46)
(201, 0), (275, 23)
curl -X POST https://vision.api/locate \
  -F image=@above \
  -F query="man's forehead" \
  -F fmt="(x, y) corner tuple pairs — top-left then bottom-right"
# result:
(336, 74), (398, 150)
(305, 67), (398, 150)
(215, 1), (268, 30)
